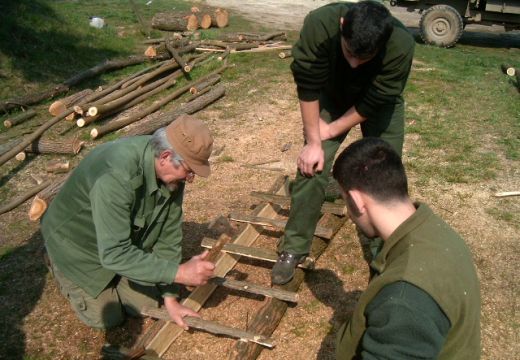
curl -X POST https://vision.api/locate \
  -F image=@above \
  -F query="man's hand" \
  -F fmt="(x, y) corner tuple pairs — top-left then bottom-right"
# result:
(175, 250), (215, 287)
(164, 296), (199, 330)
(297, 143), (324, 177)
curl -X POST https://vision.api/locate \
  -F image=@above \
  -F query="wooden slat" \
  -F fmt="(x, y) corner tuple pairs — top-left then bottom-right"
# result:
(250, 191), (346, 216)
(142, 307), (276, 348)
(145, 175), (288, 356)
(210, 276), (299, 303)
(229, 213), (334, 240)
(201, 238), (315, 269)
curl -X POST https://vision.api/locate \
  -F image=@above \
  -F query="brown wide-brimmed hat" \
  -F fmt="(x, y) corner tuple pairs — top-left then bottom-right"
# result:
(165, 114), (213, 177)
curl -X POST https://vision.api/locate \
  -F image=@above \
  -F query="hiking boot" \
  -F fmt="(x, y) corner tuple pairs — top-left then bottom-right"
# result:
(271, 251), (306, 285)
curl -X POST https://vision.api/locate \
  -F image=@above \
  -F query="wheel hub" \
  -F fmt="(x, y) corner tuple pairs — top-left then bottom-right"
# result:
(431, 18), (450, 36)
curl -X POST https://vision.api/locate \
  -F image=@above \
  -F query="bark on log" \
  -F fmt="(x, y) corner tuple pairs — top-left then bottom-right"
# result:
(124, 84), (225, 137)
(227, 213), (345, 360)
(48, 89), (94, 116)
(0, 55), (170, 112)
(3, 109), (37, 128)
(0, 139), (22, 156)
(92, 68), (224, 139)
(0, 109), (75, 167)
(151, 13), (198, 31)
(25, 136), (84, 155)
(28, 174), (70, 221)
(165, 40), (191, 73)
(0, 180), (52, 215)
(141, 308), (275, 348)
(189, 74), (221, 94)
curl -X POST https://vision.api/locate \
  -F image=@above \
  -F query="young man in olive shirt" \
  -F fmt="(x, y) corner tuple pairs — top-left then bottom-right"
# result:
(42, 115), (215, 330)
(332, 138), (480, 359)
(272, 1), (415, 284)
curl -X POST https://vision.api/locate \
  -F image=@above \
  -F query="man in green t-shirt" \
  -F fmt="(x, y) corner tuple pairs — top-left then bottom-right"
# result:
(332, 137), (480, 359)
(272, 1), (415, 285)
(42, 115), (215, 330)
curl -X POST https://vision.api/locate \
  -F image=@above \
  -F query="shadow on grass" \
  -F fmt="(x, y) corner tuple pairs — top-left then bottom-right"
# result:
(0, 0), (127, 85)
(305, 269), (362, 360)
(0, 230), (47, 359)
(407, 26), (520, 48)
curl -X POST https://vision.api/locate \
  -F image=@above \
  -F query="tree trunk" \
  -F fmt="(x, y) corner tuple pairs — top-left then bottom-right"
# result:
(25, 136), (84, 155)
(151, 13), (198, 31)
(3, 109), (37, 128)
(124, 85), (225, 137)
(213, 9), (229, 28)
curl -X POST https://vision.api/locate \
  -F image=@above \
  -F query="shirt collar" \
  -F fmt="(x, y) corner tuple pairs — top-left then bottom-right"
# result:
(143, 141), (160, 196)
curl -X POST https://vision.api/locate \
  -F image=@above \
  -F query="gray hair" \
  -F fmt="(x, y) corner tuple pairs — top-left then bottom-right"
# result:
(150, 127), (184, 166)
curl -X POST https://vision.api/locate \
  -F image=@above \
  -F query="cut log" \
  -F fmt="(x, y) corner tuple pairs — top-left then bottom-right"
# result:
(48, 89), (94, 116)
(124, 83), (225, 137)
(45, 160), (71, 173)
(278, 50), (292, 59)
(201, 238), (315, 270)
(25, 136), (84, 155)
(213, 9), (229, 28)
(141, 307), (275, 348)
(151, 12), (198, 31)
(229, 213), (334, 239)
(165, 40), (191, 73)
(28, 174), (70, 221)
(501, 64), (516, 76)
(199, 14), (212, 29)
(228, 213), (345, 360)
(15, 152), (26, 162)
(250, 191), (346, 216)
(3, 109), (37, 128)
(0, 180), (52, 215)
(189, 74), (221, 94)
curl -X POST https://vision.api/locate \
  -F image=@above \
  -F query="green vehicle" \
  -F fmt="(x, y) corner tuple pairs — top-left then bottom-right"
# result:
(390, 0), (520, 47)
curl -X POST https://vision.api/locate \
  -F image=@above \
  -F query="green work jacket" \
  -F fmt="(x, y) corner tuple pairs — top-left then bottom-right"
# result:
(290, 2), (415, 119)
(42, 136), (183, 298)
(337, 203), (481, 359)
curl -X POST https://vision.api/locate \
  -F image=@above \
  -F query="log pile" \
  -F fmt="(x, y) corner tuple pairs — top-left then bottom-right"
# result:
(152, 8), (229, 31)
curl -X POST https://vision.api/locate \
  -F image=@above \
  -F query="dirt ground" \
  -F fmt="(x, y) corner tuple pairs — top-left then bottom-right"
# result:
(0, 1), (518, 360)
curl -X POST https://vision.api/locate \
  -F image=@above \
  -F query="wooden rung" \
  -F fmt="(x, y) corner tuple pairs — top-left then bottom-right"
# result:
(141, 307), (276, 348)
(201, 238), (315, 269)
(210, 276), (299, 303)
(250, 191), (346, 216)
(229, 213), (334, 239)
(101, 344), (159, 360)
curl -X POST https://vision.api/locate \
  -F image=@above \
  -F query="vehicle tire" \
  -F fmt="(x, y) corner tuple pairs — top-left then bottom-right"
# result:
(419, 5), (464, 47)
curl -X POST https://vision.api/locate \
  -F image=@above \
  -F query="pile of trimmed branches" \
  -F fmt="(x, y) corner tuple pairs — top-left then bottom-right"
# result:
(0, 39), (232, 220)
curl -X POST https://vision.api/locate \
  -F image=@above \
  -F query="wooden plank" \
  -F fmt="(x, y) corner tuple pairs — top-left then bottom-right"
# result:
(145, 175), (288, 356)
(142, 308), (276, 348)
(229, 213), (334, 240)
(210, 276), (299, 303)
(250, 191), (346, 216)
(201, 238), (315, 270)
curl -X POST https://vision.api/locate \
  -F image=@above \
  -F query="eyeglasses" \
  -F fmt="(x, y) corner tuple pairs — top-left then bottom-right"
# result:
(180, 161), (195, 181)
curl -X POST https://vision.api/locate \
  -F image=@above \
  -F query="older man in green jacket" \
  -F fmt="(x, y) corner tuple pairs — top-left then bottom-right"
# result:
(42, 115), (215, 330)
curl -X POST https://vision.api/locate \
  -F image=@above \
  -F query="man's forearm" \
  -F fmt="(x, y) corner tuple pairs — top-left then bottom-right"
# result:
(300, 100), (321, 145)
(329, 106), (366, 138)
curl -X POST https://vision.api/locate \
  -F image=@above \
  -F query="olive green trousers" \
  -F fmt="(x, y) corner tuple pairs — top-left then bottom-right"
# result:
(50, 260), (161, 329)
(278, 98), (405, 255)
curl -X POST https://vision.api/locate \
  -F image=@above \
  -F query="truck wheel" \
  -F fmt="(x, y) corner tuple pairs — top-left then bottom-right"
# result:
(419, 5), (464, 47)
